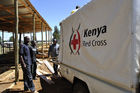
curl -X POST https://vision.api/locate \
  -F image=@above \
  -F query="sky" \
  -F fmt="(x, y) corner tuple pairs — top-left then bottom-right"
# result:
(30, 0), (91, 30)
(0, 0), (91, 41)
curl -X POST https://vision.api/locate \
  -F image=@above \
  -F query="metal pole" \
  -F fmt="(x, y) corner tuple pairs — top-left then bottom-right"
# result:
(14, 0), (19, 82)
(41, 22), (44, 58)
(33, 13), (36, 41)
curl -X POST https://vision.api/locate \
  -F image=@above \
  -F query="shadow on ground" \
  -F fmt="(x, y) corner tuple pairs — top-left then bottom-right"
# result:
(2, 76), (73, 93)
(39, 75), (73, 93)
(0, 51), (15, 74)
(1, 89), (24, 93)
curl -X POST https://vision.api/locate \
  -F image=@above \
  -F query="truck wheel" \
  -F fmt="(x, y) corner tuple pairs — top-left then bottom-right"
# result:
(73, 82), (89, 93)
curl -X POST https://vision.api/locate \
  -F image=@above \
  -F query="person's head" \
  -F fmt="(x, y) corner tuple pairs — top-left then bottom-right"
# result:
(31, 40), (36, 46)
(24, 36), (30, 44)
(76, 6), (80, 9)
(53, 38), (57, 44)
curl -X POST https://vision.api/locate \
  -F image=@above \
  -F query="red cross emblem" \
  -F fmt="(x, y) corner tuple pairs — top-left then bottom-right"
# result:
(71, 34), (79, 50)
(69, 24), (81, 55)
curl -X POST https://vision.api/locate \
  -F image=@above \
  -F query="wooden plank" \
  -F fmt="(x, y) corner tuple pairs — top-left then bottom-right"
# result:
(19, 0), (33, 14)
(43, 60), (54, 73)
(36, 70), (55, 85)
(0, 13), (32, 19)
(0, 18), (13, 24)
(0, 5), (25, 10)
(0, 5), (22, 19)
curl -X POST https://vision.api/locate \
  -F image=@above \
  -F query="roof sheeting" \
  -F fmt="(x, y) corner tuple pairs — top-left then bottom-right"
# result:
(0, 0), (52, 33)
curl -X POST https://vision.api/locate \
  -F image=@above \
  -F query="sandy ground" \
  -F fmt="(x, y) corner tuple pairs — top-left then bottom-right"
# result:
(0, 59), (73, 93)
(0, 69), (15, 93)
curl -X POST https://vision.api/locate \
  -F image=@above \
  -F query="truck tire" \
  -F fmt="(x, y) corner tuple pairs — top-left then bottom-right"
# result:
(73, 82), (89, 93)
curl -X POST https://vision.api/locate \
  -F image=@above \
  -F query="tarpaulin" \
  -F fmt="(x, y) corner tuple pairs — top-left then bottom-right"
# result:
(59, 0), (140, 89)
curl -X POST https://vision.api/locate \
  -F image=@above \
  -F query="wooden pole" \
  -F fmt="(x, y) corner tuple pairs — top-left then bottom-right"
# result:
(23, 33), (25, 38)
(2, 31), (4, 54)
(14, 0), (19, 82)
(12, 32), (15, 51)
(9, 33), (10, 51)
(41, 22), (44, 58)
(45, 27), (47, 48)
(30, 33), (32, 40)
(35, 32), (37, 41)
(48, 31), (49, 45)
(33, 13), (36, 41)
(19, 33), (21, 45)
(0, 31), (1, 54)
(47, 31), (48, 45)
(51, 32), (52, 44)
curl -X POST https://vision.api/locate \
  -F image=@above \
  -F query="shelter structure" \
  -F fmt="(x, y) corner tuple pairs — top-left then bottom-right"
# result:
(0, 0), (52, 82)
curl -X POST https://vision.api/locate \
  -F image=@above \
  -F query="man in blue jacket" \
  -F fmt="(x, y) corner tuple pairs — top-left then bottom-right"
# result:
(20, 36), (36, 93)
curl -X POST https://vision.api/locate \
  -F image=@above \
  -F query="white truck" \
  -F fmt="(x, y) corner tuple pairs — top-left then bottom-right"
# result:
(59, 0), (140, 93)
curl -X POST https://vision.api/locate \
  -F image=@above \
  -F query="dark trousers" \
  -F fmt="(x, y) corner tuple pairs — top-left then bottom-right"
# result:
(22, 65), (35, 91)
(31, 62), (37, 79)
(53, 64), (58, 75)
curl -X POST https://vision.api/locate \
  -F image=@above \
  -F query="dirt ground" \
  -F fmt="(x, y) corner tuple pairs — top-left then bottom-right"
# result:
(0, 59), (73, 93)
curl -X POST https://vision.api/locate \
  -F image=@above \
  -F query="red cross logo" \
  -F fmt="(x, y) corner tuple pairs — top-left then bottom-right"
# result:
(69, 24), (81, 55)
(71, 34), (79, 50)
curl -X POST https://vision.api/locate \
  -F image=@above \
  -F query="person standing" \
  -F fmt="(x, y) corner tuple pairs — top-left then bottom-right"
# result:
(20, 36), (36, 93)
(71, 5), (80, 14)
(30, 40), (38, 80)
(48, 38), (59, 75)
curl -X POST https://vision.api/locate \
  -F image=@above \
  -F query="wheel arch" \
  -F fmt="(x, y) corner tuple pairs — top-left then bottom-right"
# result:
(73, 77), (90, 93)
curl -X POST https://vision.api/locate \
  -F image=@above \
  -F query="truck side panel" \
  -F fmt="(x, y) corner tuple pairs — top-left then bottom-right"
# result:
(60, 64), (132, 93)
(59, 0), (138, 92)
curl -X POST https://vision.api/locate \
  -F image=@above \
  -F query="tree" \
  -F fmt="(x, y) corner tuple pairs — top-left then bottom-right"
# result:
(53, 26), (60, 40)
(9, 36), (14, 42)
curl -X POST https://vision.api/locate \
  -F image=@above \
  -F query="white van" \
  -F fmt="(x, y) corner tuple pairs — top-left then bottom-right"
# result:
(59, 0), (140, 93)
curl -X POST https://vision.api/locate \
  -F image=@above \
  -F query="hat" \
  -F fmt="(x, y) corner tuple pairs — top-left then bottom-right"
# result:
(53, 38), (57, 43)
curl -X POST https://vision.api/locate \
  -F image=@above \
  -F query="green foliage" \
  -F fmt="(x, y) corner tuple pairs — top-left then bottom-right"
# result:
(53, 26), (60, 40)
(9, 36), (13, 42)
